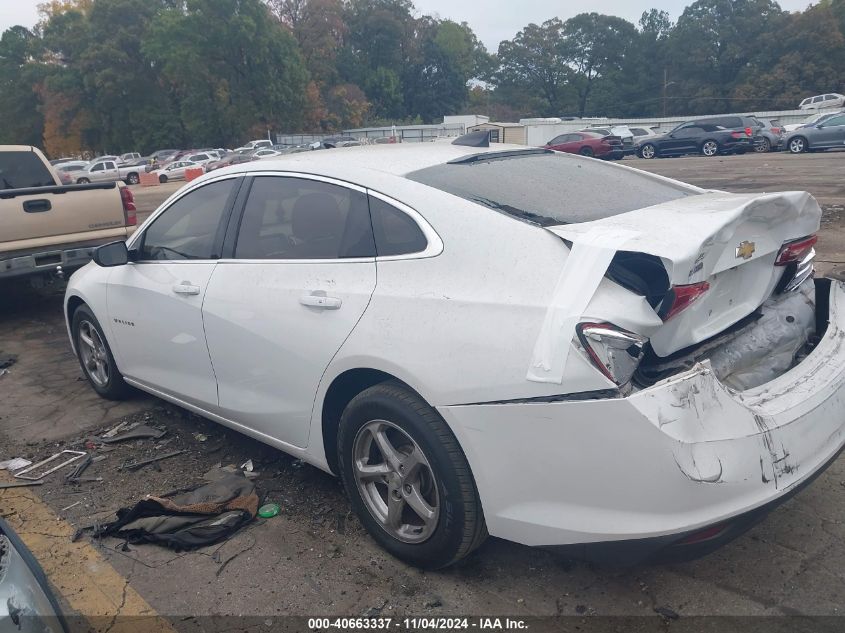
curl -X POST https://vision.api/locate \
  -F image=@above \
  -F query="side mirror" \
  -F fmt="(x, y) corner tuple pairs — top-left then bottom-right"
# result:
(93, 241), (129, 267)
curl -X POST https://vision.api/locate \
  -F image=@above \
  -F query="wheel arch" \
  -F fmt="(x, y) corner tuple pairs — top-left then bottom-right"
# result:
(320, 368), (405, 475)
(65, 294), (87, 355)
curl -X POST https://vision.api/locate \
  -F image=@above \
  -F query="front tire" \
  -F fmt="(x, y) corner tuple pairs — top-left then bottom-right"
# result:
(701, 140), (719, 156)
(338, 381), (487, 569)
(639, 143), (656, 159)
(789, 137), (807, 154)
(159, 174), (168, 183)
(72, 304), (130, 400)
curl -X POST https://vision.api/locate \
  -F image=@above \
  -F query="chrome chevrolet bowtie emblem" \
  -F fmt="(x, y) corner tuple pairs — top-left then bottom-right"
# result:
(736, 241), (756, 260)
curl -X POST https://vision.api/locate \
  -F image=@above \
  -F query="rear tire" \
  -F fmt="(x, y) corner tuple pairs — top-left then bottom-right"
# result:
(579, 147), (594, 157)
(159, 175), (168, 183)
(338, 381), (487, 569)
(72, 304), (131, 400)
(77, 177), (90, 184)
(754, 138), (771, 153)
(126, 172), (140, 185)
(701, 140), (719, 156)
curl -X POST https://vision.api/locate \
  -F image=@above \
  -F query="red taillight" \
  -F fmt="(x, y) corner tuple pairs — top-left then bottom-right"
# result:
(775, 235), (817, 266)
(659, 282), (710, 322)
(120, 186), (137, 226)
(745, 127), (753, 136)
(771, 127), (782, 135)
(730, 131), (744, 138)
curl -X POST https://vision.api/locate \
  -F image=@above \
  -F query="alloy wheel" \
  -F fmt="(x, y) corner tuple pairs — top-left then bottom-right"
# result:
(789, 138), (805, 153)
(78, 320), (109, 387)
(640, 144), (655, 159)
(352, 419), (439, 544)
(754, 138), (770, 153)
(702, 141), (719, 156)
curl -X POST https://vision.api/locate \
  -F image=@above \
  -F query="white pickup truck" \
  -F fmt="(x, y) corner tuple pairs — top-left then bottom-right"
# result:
(1, 145), (137, 284)
(73, 158), (146, 185)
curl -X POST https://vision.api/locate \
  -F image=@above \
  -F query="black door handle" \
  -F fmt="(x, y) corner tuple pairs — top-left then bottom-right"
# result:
(23, 199), (52, 213)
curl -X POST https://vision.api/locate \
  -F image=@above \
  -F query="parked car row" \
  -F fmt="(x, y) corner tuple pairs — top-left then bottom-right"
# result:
(544, 109), (844, 161)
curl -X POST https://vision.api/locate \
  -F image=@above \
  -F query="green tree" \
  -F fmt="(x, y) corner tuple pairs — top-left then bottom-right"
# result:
(495, 19), (572, 116)
(144, 0), (309, 146)
(0, 26), (44, 146)
(562, 13), (639, 116)
(667, 0), (785, 113)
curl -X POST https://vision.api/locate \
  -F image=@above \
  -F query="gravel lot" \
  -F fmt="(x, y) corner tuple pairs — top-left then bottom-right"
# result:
(2, 150), (845, 629)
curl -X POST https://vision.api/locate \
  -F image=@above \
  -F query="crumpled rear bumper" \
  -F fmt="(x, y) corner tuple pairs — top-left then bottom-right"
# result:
(438, 279), (845, 553)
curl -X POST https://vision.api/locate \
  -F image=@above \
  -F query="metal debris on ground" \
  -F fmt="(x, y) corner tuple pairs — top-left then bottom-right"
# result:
(13, 450), (87, 480)
(101, 420), (133, 438)
(100, 424), (166, 444)
(654, 606), (680, 620)
(0, 458), (32, 471)
(120, 449), (185, 472)
(192, 432), (208, 442)
(0, 480), (44, 489)
(204, 463), (259, 481)
(0, 353), (17, 369)
(240, 459), (254, 472)
(61, 500), (82, 512)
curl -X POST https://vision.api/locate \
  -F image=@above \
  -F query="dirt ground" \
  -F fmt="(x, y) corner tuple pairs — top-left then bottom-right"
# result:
(2, 150), (845, 630)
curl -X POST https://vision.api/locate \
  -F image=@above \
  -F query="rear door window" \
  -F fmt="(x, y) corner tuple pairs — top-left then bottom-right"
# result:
(812, 96), (824, 103)
(234, 176), (375, 259)
(368, 196), (428, 257)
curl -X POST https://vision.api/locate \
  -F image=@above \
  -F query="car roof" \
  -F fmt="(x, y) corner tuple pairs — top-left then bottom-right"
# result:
(206, 142), (545, 182)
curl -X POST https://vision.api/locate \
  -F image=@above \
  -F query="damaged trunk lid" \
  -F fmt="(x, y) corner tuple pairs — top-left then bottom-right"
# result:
(548, 190), (821, 356)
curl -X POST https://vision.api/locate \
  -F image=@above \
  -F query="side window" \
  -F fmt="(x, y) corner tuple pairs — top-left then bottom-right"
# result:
(548, 135), (567, 145)
(631, 128), (647, 136)
(234, 176), (375, 260)
(812, 96), (823, 103)
(104, 162), (116, 170)
(91, 163), (104, 172)
(824, 94), (836, 101)
(140, 179), (236, 260)
(824, 115), (845, 126)
(369, 196), (428, 257)
(677, 126), (703, 137)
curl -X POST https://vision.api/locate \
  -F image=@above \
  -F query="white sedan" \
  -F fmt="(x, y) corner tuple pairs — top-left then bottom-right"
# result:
(149, 160), (202, 183)
(64, 138), (845, 568)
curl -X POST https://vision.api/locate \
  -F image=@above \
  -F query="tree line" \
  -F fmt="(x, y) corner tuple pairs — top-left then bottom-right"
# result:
(1, 0), (843, 156)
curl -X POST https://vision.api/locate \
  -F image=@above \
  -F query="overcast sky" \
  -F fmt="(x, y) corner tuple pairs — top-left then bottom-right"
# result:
(1, 0), (817, 51)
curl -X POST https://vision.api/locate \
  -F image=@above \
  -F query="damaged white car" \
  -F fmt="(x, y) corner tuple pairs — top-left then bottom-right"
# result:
(64, 137), (844, 568)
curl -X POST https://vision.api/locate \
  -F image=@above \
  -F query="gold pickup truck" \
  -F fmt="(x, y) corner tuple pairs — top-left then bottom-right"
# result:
(1, 145), (137, 283)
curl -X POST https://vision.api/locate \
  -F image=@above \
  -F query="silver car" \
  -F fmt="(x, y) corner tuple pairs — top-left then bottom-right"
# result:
(785, 111), (845, 153)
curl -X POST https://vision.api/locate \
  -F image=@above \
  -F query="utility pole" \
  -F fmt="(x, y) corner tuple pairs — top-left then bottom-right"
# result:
(662, 68), (676, 117)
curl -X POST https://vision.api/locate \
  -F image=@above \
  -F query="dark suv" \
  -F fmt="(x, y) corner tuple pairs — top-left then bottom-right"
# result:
(637, 121), (754, 158)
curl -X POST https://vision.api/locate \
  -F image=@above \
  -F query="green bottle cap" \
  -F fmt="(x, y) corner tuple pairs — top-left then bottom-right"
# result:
(258, 503), (280, 518)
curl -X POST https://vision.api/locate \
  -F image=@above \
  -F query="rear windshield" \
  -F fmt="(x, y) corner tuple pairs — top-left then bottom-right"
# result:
(406, 152), (696, 226)
(0, 150), (56, 190)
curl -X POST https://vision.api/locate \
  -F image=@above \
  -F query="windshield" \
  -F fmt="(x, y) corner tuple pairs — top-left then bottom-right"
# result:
(406, 153), (696, 226)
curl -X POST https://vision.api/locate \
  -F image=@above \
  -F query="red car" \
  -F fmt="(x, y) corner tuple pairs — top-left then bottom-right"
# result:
(544, 131), (624, 159)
